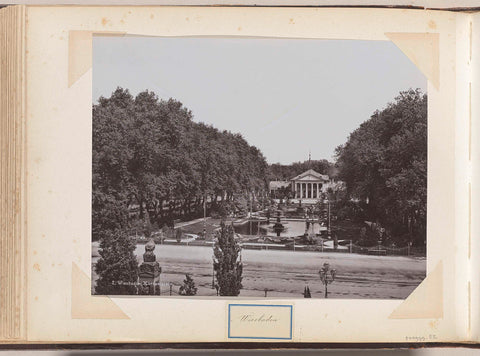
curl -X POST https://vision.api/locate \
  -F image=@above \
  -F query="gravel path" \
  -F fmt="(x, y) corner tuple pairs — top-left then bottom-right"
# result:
(92, 243), (425, 299)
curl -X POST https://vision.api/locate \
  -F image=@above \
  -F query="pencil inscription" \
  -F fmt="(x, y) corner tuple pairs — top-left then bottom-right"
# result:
(239, 314), (279, 323)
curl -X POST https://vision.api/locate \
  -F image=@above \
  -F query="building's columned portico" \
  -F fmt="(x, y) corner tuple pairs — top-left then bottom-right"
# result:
(290, 169), (330, 200)
(295, 182), (322, 199)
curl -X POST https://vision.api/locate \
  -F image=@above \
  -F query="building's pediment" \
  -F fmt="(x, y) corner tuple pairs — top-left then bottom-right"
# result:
(291, 169), (329, 182)
(295, 174), (325, 182)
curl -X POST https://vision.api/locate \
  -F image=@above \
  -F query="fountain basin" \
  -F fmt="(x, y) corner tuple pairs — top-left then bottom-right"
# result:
(233, 219), (327, 237)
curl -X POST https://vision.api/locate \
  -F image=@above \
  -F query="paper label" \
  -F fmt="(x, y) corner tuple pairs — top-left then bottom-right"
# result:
(228, 304), (293, 340)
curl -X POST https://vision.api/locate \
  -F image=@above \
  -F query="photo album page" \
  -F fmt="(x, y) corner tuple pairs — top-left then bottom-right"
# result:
(0, 4), (473, 343)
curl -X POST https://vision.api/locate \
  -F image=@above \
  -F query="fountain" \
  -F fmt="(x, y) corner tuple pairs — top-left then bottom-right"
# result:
(272, 210), (285, 237)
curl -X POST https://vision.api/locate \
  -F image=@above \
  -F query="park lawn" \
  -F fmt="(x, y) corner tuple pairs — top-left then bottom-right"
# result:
(176, 217), (236, 238)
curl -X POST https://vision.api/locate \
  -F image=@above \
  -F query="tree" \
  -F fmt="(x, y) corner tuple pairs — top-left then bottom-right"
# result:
(213, 222), (243, 296)
(335, 89), (427, 245)
(94, 229), (139, 295)
(92, 87), (134, 242)
(176, 228), (183, 243)
(277, 185), (292, 203)
(179, 274), (198, 296)
(92, 192), (130, 242)
(92, 87), (269, 230)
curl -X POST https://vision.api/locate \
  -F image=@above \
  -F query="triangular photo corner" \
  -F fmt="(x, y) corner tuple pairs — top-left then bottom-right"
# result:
(71, 262), (130, 320)
(388, 261), (443, 319)
(385, 32), (440, 90)
(68, 31), (93, 88)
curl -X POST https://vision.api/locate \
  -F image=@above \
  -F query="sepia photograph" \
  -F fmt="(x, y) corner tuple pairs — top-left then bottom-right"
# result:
(91, 36), (427, 299)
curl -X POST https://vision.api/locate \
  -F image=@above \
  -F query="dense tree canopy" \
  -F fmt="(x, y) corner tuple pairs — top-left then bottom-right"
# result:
(92, 87), (268, 239)
(335, 89), (427, 245)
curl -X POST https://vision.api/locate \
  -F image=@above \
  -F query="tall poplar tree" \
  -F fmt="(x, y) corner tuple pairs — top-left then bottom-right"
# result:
(213, 222), (243, 296)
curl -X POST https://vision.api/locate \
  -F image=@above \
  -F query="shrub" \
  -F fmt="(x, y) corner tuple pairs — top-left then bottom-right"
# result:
(179, 274), (198, 296)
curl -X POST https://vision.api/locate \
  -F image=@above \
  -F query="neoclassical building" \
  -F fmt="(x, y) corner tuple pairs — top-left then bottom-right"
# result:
(269, 169), (337, 202)
(290, 169), (330, 199)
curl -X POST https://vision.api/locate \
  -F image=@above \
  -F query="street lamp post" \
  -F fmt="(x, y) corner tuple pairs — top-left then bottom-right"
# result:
(249, 190), (253, 235)
(327, 200), (331, 238)
(212, 254), (215, 289)
(211, 234), (216, 289)
(203, 194), (207, 239)
(319, 262), (336, 298)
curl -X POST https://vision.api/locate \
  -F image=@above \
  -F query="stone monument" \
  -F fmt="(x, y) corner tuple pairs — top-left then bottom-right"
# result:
(138, 238), (161, 293)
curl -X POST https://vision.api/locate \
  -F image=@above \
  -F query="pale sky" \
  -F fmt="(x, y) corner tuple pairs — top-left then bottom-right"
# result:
(93, 37), (426, 164)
